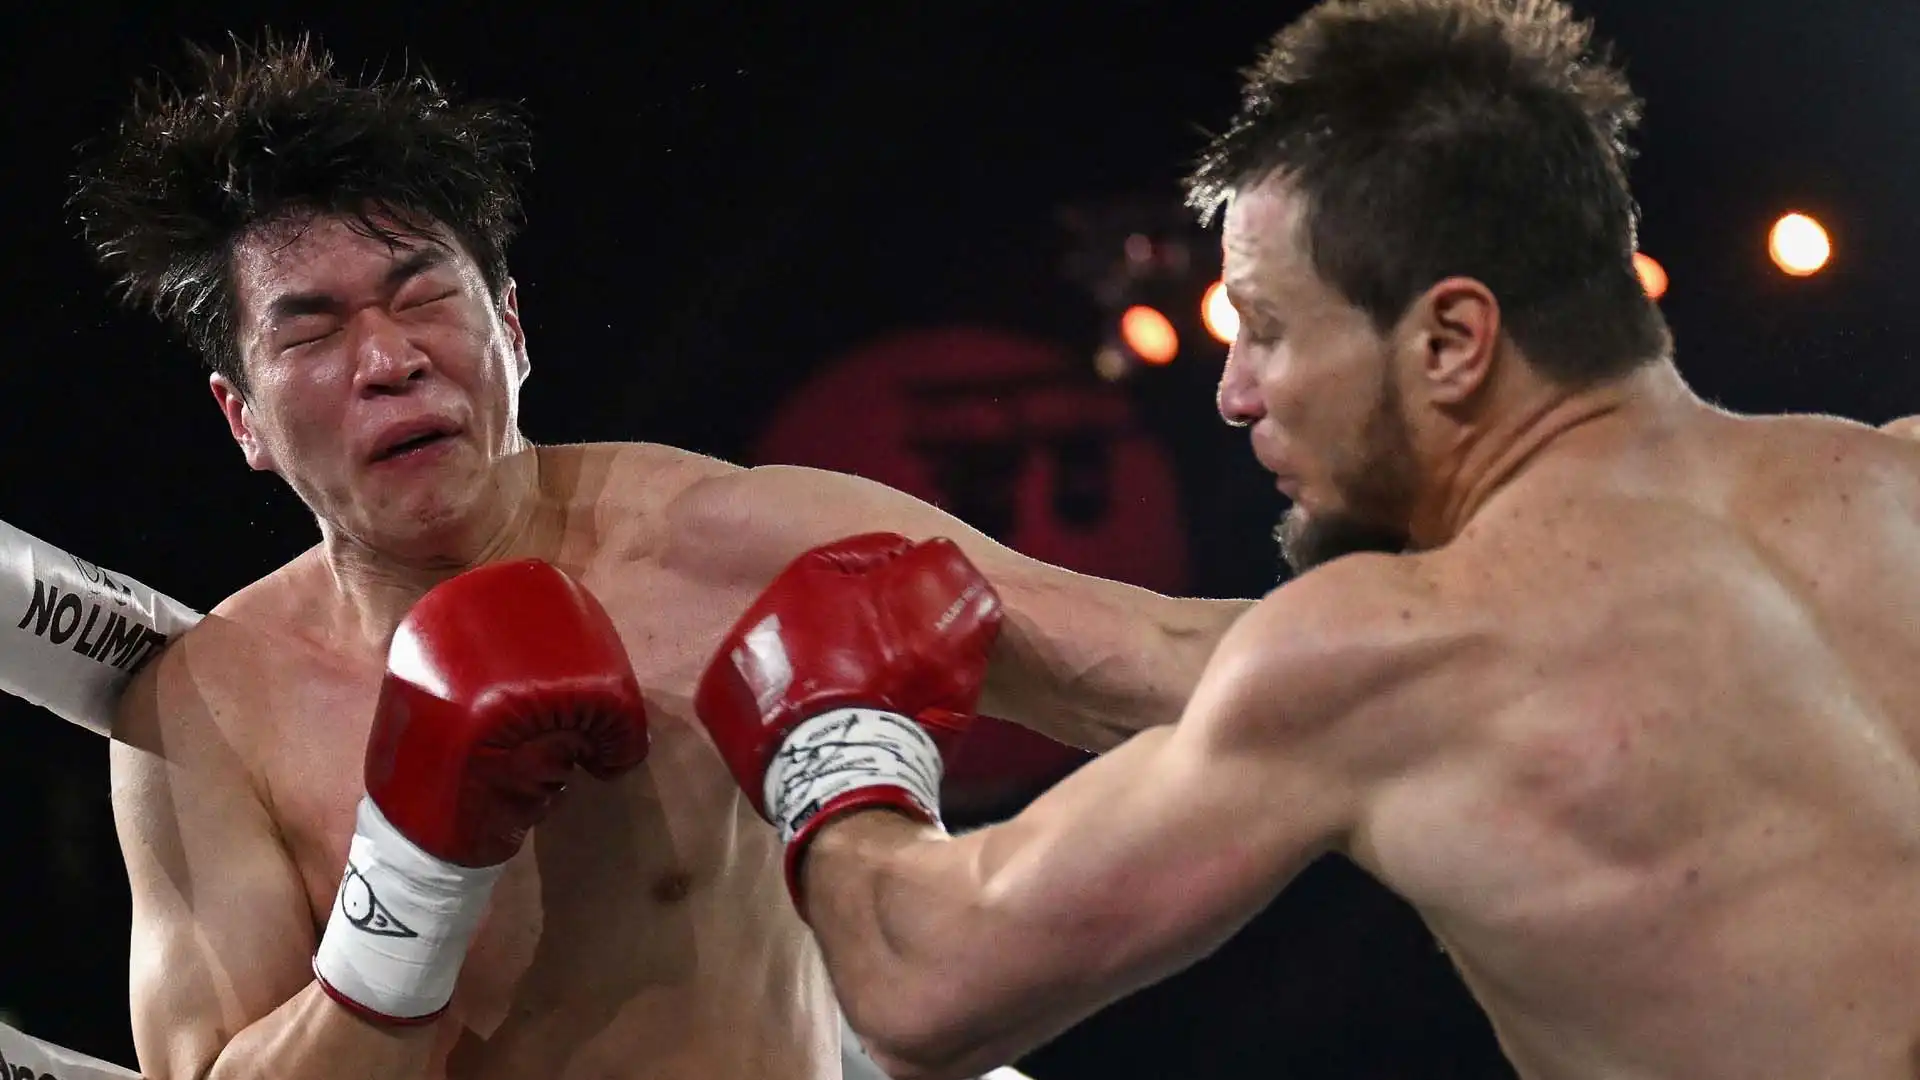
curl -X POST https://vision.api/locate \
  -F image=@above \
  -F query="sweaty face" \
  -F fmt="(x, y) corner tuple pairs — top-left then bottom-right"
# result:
(1215, 182), (1418, 575)
(214, 214), (529, 558)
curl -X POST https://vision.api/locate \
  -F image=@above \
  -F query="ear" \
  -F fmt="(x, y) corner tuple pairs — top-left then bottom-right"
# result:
(1412, 277), (1500, 406)
(210, 373), (277, 473)
(499, 278), (530, 385)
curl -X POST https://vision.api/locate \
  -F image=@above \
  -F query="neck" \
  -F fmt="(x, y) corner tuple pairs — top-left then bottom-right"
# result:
(320, 446), (557, 646)
(1410, 362), (1688, 548)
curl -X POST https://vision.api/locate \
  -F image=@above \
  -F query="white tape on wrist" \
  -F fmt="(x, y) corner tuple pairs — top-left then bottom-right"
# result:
(764, 707), (945, 844)
(0, 515), (203, 736)
(312, 797), (503, 1022)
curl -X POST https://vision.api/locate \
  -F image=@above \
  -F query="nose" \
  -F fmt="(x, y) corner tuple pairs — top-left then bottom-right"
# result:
(349, 309), (430, 396)
(1216, 341), (1263, 428)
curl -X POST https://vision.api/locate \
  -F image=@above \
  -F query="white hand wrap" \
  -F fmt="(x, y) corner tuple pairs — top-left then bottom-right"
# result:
(764, 707), (946, 844)
(0, 515), (202, 736)
(312, 797), (503, 1023)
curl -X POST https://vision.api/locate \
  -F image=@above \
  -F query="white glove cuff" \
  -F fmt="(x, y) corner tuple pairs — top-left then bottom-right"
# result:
(764, 707), (945, 844)
(312, 796), (503, 1022)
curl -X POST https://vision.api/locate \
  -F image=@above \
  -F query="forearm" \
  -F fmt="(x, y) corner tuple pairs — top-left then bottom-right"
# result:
(205, 983), (439, 1080)
(803, 736), (1183, 1079)
(803, 815), (1074, 1080)
(983, 585), (1247, 751)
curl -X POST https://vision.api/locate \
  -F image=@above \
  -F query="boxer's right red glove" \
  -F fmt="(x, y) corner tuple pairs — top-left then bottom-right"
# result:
(694, 534), (1002, 915)
(313, 560), (650, 1025)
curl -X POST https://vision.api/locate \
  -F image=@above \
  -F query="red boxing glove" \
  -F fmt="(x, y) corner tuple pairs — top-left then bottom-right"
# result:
(314, 560), (650, 1024)
(694, 533), (1002, 910)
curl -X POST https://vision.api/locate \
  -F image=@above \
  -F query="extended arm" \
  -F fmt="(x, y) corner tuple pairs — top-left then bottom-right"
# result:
(668, 462), (1247, 750)
(797, 593), (1366, 1079)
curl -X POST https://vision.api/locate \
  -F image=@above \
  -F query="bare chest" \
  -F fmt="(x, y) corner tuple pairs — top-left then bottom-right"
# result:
(248, 563), (826, 1073)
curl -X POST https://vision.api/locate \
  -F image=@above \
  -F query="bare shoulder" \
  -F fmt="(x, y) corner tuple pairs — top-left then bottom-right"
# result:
(621, 450), (928, 585)
(1195, 553), (1493, 772)
(1704, 413), (1920, 567)
(547, 440), (740, 506)
(113, 614), (267, 770)
(203, 543), (327, 626)
(650, 456), (853, 541)
(538, 441), (741, 561)
(1727, 412), (1920, 501)
(113, 549), (324, 764)
(1881, 414), (1920, 442)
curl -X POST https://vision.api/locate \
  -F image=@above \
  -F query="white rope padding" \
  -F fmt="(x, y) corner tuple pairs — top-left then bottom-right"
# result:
(0, 517), (203, 737)
(0, 1018), (140, 1079)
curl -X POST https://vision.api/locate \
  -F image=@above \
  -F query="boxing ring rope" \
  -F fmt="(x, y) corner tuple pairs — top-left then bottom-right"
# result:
(0, 515), (1034, 1080)
(0, 1018), (140, 1080)
(0, 518), (201, 739)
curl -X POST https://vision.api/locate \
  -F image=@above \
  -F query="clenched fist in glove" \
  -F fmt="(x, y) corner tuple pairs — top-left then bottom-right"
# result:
(313, 560), (651, 1024)
(693, 533), (1002, 913)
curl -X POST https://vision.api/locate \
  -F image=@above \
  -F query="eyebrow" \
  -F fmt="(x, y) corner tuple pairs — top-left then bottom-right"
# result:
(262, 246), (452, 325)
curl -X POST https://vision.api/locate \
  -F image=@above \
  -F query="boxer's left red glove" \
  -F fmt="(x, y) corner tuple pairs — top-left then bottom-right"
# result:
(694, 533), (1002, 913)
(313, 560), (650, 1024)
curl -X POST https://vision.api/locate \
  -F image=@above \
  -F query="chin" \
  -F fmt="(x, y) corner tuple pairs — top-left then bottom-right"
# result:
(1276, 505), (1409, 576)
(357, 488), (488, 561)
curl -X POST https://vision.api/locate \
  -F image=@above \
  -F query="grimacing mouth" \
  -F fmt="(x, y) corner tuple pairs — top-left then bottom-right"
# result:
(376, 432), (450, 461)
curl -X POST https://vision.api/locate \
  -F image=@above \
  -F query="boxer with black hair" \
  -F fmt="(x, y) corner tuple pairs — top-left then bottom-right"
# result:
(71, 33), (1239, 1080)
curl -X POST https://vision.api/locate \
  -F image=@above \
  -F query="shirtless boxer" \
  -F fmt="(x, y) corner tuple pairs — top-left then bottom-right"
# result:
(689, 3), (1920, 1079)
(75, 36), (1240, 1080)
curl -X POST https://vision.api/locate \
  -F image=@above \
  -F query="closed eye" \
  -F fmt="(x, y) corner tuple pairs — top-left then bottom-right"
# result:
(282, 326), (339, 352)
(402, 290), (460, 311)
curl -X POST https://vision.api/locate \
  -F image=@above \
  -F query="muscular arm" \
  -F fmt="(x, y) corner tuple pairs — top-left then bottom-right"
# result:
(668, 462), (1246, 750)
(799, 563), (1439, 1080)
(111, 628), (441, 1080)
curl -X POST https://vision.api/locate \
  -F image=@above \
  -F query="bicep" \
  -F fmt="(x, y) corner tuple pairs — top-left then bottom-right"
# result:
(665, 463), (1008, 584)
(966, 665), (1353, 995)
(831, 665), (1353, 1073)
(112, 665), (316, 1080)
(969, 558), (1467, 995)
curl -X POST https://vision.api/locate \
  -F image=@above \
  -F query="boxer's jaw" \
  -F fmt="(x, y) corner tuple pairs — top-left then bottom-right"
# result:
(1274, 370), (1418, 574)
(321, 446), (556, 648)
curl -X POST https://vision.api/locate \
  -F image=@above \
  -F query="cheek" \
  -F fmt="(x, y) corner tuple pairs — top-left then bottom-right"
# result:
(426, 313), (510, 389)
(1256, 344), (1331, 437)
(1260, 343), (1375, 471)
(252, 377), (347, 465)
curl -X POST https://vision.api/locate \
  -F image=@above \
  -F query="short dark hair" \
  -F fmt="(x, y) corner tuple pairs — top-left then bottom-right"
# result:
(1186, 0), (1670, 385)
(70, 32), (534, 392)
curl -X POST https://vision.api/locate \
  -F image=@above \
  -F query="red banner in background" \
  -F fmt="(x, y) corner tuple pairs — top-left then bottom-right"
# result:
(756, 326), (1191, 816)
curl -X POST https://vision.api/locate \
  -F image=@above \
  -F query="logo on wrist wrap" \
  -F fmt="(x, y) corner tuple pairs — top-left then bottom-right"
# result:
(336, 862), (419, 939)
(768, 708), (943, 842)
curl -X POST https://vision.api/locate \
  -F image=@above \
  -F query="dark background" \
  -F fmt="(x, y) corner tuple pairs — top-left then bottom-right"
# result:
(4, 1), (1919, 1076)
